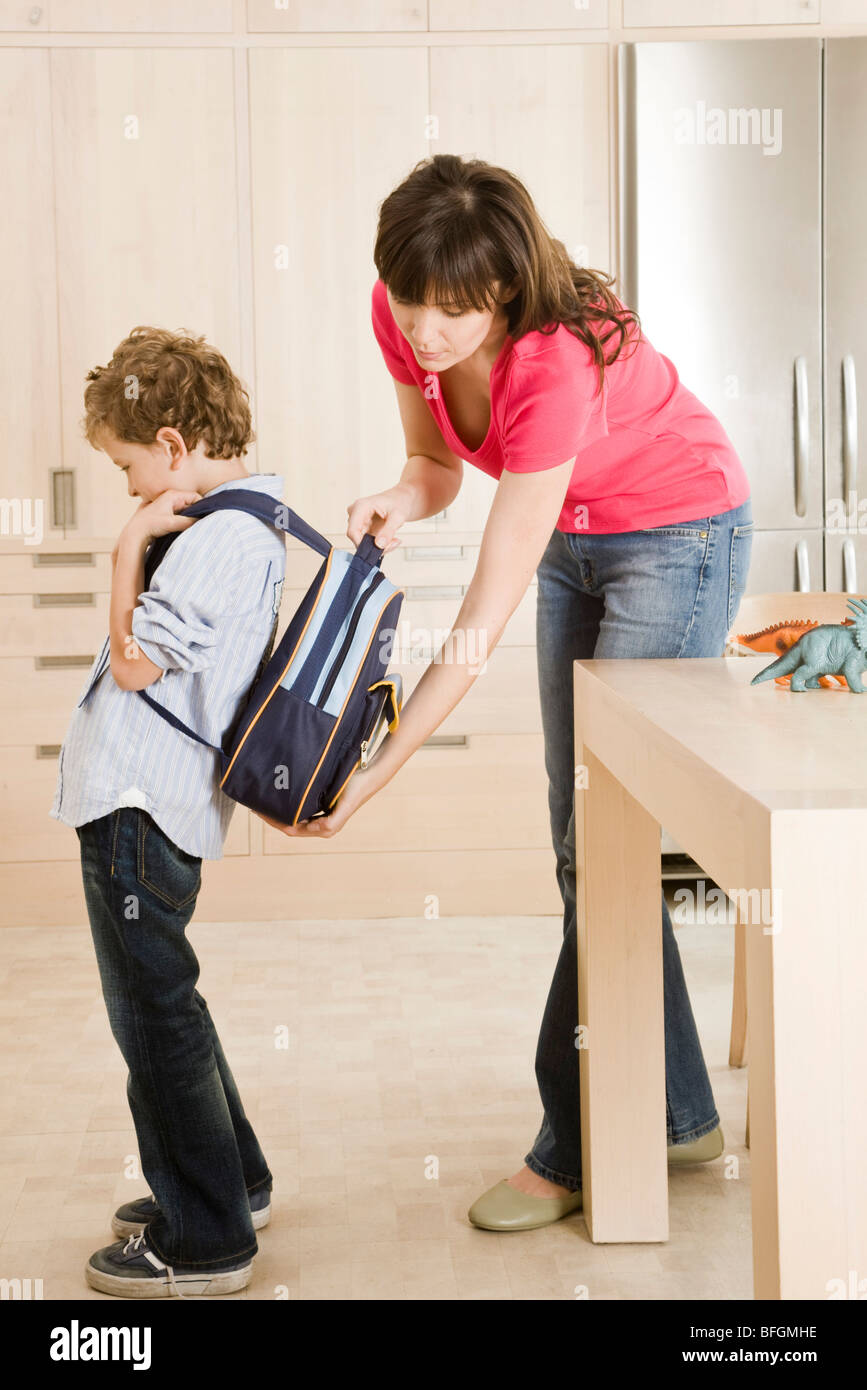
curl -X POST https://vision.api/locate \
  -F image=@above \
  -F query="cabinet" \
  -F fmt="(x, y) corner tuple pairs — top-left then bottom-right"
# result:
(0, 51), (61, 539)
(427, 42), (610, 532)
(51, 47), (244, 540)
(623, 0), (819, 24)
(247, 46), (428, 532)
(247, 0), (425, 30)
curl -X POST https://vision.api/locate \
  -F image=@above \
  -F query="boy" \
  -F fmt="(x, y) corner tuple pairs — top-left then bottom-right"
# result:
(49, 326), (286, 1297)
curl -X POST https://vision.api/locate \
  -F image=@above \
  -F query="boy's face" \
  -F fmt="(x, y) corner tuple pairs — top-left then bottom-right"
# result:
(97, 428), (189, 505)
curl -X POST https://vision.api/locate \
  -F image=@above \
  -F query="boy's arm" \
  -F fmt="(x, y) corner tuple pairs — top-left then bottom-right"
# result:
(110, 526), (166, 691)
(109, 491), (236, 692)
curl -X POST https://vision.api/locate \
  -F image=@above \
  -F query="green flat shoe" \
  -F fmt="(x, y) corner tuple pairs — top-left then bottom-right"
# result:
(667, 1123), (724, 1165)
(468, 1180), (583, 1232)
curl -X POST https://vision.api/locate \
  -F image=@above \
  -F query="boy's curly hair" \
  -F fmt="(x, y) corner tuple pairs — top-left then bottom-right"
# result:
(82, 326), (256, 459)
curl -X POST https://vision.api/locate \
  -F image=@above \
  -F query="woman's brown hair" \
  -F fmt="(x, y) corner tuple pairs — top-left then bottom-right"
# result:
(373, 154), (640, 396)
(82, 326), (255, 458)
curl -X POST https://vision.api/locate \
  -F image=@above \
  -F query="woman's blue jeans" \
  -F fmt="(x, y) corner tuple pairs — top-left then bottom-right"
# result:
(76, 806), (272, 1269)
(524, 497), (754, 1191)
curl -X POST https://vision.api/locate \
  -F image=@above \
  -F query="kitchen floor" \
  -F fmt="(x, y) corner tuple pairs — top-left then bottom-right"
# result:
(0, 886), (751, 1301)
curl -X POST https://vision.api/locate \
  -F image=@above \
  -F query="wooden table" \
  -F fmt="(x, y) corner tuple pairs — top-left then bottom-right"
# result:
(573, 655), (867, 1300)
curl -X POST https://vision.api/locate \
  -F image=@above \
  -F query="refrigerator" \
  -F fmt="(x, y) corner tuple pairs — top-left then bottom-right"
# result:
(617, 36), (867, 865)
(618, 36), (866, 597)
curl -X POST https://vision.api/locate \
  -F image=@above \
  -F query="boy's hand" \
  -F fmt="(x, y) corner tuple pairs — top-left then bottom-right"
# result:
(122, 490), (204, 545)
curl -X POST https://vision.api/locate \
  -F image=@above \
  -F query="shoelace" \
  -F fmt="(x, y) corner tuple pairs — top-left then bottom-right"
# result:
(122, 1231), (186, 1300)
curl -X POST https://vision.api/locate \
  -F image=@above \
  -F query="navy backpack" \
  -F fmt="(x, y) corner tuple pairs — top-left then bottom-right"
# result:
(104, 489), (405, 825)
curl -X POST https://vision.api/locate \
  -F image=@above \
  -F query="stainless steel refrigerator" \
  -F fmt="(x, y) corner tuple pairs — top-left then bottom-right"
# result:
(618, 36), (866, 597)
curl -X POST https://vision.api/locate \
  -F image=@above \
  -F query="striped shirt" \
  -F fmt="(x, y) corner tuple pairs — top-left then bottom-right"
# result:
(49, 472), (287, 859)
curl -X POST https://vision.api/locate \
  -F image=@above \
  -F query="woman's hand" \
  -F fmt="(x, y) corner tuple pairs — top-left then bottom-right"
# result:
(346, 483), (415, 553)
(255, 760), (385, 840)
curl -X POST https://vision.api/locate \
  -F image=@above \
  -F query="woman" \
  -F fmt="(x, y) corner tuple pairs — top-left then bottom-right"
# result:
(275, 153), (753, 1231)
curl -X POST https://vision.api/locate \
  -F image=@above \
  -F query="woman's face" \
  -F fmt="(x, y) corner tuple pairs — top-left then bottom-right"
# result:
(386, 282), (508, 370)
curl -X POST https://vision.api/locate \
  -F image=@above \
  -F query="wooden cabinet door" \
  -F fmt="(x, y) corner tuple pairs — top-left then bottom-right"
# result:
(247, 46), (428, 535)
(0, 50), (61, 544)
(51, 47), (244, 540)
(428, 42), (611, 533)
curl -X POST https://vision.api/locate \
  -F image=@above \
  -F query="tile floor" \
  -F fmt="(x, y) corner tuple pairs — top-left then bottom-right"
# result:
(0, 887), (752, 1300)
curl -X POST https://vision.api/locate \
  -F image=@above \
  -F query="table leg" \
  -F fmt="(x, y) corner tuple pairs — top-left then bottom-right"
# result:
(745, 808), (867, 1300)
(576, 745), (668, 1242)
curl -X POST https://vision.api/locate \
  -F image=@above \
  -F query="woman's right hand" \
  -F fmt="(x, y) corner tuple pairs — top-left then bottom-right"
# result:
(346, 483), (415, 554)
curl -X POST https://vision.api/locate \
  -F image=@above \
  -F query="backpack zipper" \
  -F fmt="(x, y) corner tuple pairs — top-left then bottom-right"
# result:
(317, 571), (385, 709)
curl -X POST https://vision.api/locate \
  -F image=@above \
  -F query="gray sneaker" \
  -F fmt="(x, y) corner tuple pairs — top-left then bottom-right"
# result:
(111, 1186), (271, 1239)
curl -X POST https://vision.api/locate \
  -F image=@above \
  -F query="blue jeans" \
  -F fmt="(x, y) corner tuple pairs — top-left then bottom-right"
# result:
(524, 497), (754, 1191)
(76, 806), (272, 1269)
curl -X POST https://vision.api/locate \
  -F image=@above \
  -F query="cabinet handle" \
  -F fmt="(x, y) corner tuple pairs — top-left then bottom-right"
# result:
(33, 593), (95, 607)
(32, 553), (94, 567)
(36, 745), (61, 759)
(843, 538), (857, 594)
(842, 354), (858, 502)
(35, 654), (96, 669)
(404, 546), (465, 562)
(422, 734), (467, 749)
(793, 357), (809, 519)
(404, 585), (466, 600)
(795, 538), (810, 591)
(50, 470), (76, 530)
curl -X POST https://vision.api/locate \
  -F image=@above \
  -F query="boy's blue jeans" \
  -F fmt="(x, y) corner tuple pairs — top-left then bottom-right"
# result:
(524, 498), (754, 1191)
(76, 806), (272, 1269)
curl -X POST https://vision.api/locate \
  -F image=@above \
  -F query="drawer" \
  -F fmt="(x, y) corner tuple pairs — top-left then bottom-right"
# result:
(393, 643), (543, 736)
(280, 535), (490, 591)
(272, 584), (537, 653)
(262, 732), (551, 856)
(0, 657), (99, 744)
(0, 593), (109, 656)
(0, 746), (250, 862)
(0, 847), (562, 927)
(0, 550), (112, 595)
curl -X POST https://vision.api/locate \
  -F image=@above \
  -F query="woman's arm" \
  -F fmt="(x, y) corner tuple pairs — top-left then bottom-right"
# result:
(276, 452), (575, 838)
(367, 455), (576, 786)
(347, 380), (464, 547)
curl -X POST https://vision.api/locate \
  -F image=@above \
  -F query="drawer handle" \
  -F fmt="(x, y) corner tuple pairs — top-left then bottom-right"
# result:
(422, 734), (468, 749)
(404, 585), (466, 600)
(35, 654), (96, 669)
(36, 745), (61, 759)
(32, 553), (95, 567)
(33, 593), (96, 607)
(404, 546), (465, 561)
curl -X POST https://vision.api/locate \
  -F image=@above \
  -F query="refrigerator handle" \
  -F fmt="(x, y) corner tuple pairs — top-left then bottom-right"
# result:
(842, 354), (858, 502)
(842, 538), (857, 594)
(794, 357), (809, 519)
(795, 538), (810, 592)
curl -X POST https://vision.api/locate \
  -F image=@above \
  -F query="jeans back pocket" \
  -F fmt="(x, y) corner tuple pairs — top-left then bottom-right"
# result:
(135, 809), (202, 911)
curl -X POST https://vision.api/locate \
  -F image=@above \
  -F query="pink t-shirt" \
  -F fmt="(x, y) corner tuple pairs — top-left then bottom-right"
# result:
(371, 278), (751, 534)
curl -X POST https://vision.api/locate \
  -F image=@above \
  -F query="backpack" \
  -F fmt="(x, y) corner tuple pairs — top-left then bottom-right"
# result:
(132, 489), (405, 825)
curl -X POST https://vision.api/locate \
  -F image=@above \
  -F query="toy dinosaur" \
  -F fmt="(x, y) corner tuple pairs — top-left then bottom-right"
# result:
(750, 598), (867, 692)
(732, 617), (849, 689)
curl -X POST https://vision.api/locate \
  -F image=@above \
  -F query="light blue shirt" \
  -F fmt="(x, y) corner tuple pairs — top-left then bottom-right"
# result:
(50, 472), (287, 859)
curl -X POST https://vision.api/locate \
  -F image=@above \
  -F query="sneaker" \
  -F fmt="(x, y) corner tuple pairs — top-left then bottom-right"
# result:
(85, 1230), (252, 1299)
(111, 1186), (271, 1239)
